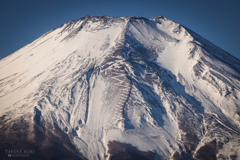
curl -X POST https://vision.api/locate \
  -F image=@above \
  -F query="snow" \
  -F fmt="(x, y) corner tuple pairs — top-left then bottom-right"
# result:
(0, 15), (240, 159)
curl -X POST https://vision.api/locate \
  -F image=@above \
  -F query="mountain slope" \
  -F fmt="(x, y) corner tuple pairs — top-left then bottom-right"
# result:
(0, 15), (240, 160)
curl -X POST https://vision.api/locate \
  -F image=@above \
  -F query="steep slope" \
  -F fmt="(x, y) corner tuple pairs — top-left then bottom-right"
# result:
(0, 15), (240, 160)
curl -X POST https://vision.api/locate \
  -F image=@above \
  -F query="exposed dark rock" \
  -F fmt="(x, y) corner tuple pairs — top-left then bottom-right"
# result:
(0, 110), (86, 160)
(171, 151), (188, 160)
(229, 154), (237, 160)
(193, 139), (223, 160)
(108, 141), (155, 160)
(177, 108), (201, 156)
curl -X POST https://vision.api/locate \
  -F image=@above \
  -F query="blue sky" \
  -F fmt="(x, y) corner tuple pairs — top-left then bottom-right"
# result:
(0, 0), (239, 60)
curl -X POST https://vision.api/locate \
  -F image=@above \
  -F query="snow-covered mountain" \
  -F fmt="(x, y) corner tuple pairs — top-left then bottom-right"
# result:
(0, 15), (240, 160)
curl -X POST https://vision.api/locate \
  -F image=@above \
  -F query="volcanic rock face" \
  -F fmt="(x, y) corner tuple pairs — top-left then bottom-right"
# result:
(0, 15), (240, 160)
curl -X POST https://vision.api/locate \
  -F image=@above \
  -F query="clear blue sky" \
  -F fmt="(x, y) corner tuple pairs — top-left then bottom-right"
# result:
(0, 0), (239, 60)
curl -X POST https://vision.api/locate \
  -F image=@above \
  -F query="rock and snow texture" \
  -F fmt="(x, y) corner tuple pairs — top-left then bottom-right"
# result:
(0, 15), (240, 160)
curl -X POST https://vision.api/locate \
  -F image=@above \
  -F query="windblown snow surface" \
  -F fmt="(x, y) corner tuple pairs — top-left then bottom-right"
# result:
(0, 15), (240, 160)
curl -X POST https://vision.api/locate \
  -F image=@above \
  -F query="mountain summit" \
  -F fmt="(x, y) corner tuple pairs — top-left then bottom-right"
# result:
(0, 15), (240, 160)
